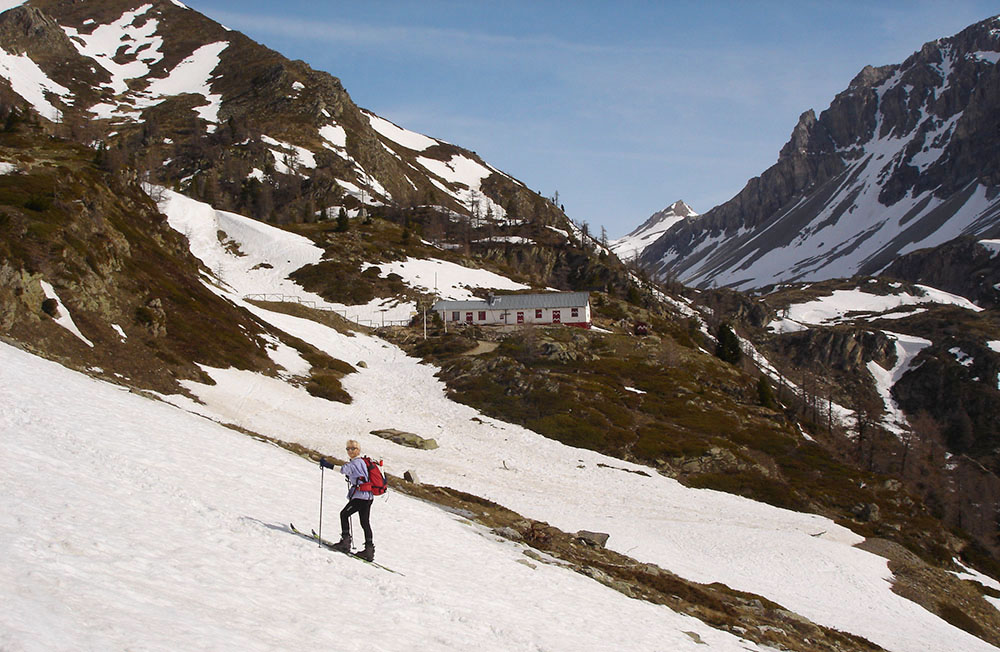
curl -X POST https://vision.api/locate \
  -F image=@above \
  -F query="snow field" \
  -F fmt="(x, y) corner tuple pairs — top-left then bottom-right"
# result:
(147, 189), (1000, 652)
(0, 46), (70, 122)
(0, 343), (777, 652)
(768, 286), (981, 330)
(163, 301), (997, 652)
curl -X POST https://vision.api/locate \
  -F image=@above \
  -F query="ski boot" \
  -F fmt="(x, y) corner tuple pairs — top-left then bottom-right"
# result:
(331, 533), (351, 553)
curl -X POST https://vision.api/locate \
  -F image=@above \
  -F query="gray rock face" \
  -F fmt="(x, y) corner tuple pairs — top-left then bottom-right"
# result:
(881, 236), (1000, 308)
(370, 428), (439, 450)
(640, 16), (1000, 291)
(575, 530), (610, 548)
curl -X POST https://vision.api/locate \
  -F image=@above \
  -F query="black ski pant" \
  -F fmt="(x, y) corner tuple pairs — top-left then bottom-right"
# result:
(340, 498), (373, 544)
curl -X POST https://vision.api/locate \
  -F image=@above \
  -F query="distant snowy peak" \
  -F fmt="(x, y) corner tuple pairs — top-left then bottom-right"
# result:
(610, 200), (697, 262)
(640, 14), (1000, 292)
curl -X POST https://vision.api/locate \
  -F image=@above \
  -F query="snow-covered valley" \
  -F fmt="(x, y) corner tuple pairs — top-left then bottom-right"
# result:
(2, 192), (998, 652)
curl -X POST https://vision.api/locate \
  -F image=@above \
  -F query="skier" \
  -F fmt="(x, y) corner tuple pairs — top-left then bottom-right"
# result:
(321, 439), (375, 561)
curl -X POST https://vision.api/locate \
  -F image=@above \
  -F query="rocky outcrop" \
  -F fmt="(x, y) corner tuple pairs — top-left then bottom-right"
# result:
(775, 328), (897, 374)
(640, 16), (1000, 290)
(881, 236), (1000, 308)
(370, 428), (439, 450)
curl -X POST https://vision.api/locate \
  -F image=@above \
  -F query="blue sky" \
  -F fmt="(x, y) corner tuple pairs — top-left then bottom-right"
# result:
(186, 1), (999, 238)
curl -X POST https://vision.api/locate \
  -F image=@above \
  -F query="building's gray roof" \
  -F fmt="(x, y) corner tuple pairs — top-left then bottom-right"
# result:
(433, 291), (590, 312)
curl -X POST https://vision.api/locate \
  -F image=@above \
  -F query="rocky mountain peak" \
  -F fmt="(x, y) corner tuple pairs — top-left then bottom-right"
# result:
(666, 199), (697, 217)
(0, 0), (563, 230)
(610, 200), (699, 262)
(637, 13), (1000, 291)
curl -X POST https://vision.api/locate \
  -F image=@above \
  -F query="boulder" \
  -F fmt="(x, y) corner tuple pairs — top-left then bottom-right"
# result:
(575, 530), (610, 548)
(370, 428), (438, 450)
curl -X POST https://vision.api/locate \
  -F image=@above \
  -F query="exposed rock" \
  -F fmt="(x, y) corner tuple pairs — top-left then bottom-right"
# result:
(575, 530), (610, 548)
(774, 327), (896, 374)
(403, 469), (420, 484)
(494, 526), (523, 541)
(370, 428), (438, 450)
(852, 503), (881, 522)
(640, 16), (1000, 290)
(881, 236), (1000, 309)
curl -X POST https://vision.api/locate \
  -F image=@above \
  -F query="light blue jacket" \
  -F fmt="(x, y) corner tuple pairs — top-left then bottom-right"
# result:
(341, 457), (372, 500)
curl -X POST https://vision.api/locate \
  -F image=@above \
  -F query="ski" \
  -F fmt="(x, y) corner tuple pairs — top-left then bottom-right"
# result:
(289, 523), (400, 575)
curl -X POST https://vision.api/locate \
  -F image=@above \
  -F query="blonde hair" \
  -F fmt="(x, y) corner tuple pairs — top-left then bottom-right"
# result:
(346, 439), (360, 451)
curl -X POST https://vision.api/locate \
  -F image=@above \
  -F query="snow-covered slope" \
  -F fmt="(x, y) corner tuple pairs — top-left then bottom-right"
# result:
(611, 200), (697, 262)
(0, 342), (781, 652)
(3, 186), (998, 651)
(0, 0), (535, 224)
(642, 15), (1000, 290)
(155, 187), (530, 325)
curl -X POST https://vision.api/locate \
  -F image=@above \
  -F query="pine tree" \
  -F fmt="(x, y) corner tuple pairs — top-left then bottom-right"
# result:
(336, 207), (349, 232)
(715, 323), (742, 365)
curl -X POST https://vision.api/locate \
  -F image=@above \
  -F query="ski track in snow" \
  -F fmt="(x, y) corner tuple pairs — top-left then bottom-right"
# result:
(2, 189), (998, 652)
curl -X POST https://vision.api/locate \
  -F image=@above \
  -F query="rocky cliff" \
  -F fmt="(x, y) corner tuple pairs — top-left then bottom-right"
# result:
(640, 16), (1000, 291)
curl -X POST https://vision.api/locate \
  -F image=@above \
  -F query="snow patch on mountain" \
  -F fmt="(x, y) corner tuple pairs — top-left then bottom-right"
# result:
(318, 123), (347, 149)
(61, 6), (227, 125)
(39, 280), (93, 347)
(416, 153), (508, 221)
(612, 201), (697, 262)
(136, 41), (227, 125)
(0, 47), (71, 122)
(981, 239), (1000, 257)
(417, 153), (491, 188)
(154, 188), (536, 325)
(766, 285), (981, 332)
(262, 135), (317, 172)
(365, 110), (438, 151)
(868, 331), (932, 435)
(62, 4), (163, 96)
(362, 257), (530, 300)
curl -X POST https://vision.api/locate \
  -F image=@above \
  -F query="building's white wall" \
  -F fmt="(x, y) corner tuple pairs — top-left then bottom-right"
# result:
(438, 304), (590, 327)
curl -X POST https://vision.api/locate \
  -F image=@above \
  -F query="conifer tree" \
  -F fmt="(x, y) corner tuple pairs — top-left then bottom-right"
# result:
(715, 323), (742, 365)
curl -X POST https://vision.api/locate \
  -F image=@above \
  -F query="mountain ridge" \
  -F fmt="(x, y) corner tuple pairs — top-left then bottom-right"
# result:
(637, 15), (1000, 291)
(2, 3), (1000, 649)
(610, 199), (697, 263)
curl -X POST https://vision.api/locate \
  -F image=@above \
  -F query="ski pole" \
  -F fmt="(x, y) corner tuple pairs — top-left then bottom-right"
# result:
(318, 464), (325, 547)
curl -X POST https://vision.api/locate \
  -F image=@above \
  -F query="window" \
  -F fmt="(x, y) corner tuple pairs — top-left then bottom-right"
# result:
(535, 309), (543, 319)
(571, 308), (579, 318)
(552, 310), (561, 323)
(465, 312), (473, 323)
(452, 311), (460, 322)
(517, 311), (524, 324)
(478, 311), (486, 321)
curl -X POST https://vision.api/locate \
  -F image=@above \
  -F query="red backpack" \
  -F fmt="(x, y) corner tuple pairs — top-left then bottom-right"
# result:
(357, 457), (387, 496)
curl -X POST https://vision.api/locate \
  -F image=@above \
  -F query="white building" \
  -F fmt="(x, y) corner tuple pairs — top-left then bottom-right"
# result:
(432, 292), (591, 329)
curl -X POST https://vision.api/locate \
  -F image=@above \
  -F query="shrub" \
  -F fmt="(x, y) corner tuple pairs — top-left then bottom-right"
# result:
(306, 372), (352, 403)
(757, 376), (777, 409)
